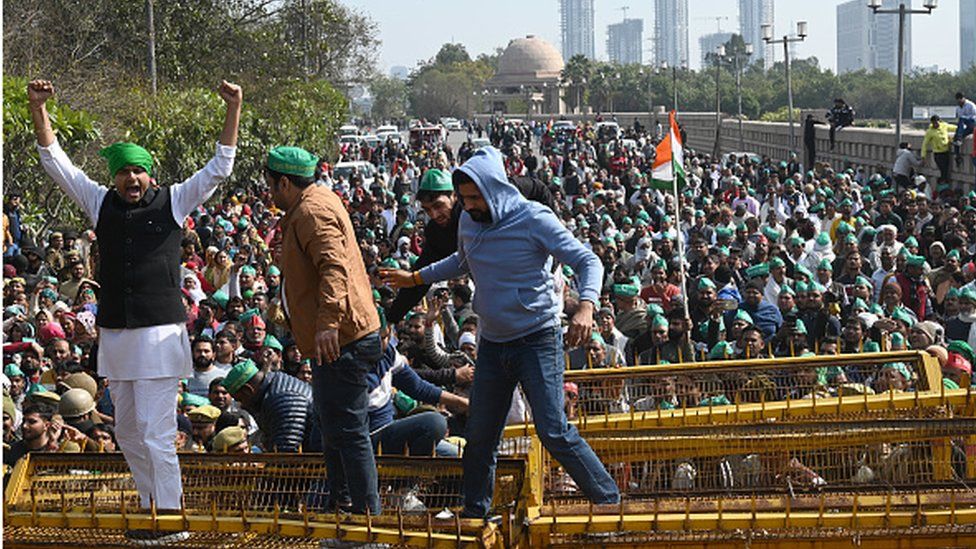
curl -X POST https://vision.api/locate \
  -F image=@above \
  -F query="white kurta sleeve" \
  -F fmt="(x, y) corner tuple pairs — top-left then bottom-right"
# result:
(36, 140), (108, 226)
(169, 142), (236, 225)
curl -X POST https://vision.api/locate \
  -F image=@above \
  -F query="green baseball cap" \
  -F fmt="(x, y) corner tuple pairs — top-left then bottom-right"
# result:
(222, 359), (260, 394)
(267, 146), (318, 178)
(419, 169), (453, 192)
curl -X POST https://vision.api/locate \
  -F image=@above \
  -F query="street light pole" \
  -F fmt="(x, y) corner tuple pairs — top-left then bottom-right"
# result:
(763, 21), (808, 155)
(868, 0), (937, 145)
(714, 45), (724, 158)
(737, 43), (753, 152)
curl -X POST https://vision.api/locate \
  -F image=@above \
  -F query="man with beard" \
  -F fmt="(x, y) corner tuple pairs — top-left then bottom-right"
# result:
(611, 283), (647, 338)
(382, 146), (619, 519)
(3, 404), (57, 470)
(385, 168), (554, 324)
(187, 336), (229, 397)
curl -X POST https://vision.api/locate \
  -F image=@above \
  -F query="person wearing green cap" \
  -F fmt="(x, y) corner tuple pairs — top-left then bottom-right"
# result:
(382, 146), (620, 517)
(257, 334), (284, 371)
(4, 364), (26, 403)
(889, 250), (932, 322)
(221, 358), (323, 455)
(29, 79), (241, 530)
(384, 162), (556, 325)
(270, 141), (383, 515)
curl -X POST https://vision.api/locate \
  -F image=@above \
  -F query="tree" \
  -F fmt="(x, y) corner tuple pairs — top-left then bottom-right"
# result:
(561, 54), (593, 113)
(407, 43), (494, 119)
(3, 77), (100, 232)
(435, 43), (471, 66)
(370, 74), (408, 123)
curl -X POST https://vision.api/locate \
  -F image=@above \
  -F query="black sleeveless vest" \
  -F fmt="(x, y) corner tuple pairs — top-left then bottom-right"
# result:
(94, 187), (186, 329)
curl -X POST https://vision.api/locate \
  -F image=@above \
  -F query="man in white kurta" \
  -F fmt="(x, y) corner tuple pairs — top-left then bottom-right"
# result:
(29, 79), (242, 518)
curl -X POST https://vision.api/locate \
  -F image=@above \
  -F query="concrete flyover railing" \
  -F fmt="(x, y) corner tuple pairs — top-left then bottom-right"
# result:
(483, 110), (974, 187)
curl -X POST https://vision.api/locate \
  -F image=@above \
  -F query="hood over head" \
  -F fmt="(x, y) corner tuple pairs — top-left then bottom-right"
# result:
(455, 146), (527, 226)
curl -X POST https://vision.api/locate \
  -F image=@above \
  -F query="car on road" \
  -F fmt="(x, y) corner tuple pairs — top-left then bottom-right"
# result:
(441, 117), (463, 131)
(338, 124), (359, 136)
(472, 137), (491, 149)
(338, 134), (362, 147)
(362, 134), (380, 148)
(553, 120), (575, 132)
(333, 161), (376, 186)
(595, 121), (621, 141)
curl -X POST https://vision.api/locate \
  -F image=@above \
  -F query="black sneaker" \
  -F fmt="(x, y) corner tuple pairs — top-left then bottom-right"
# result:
(125, 529), (190, 546)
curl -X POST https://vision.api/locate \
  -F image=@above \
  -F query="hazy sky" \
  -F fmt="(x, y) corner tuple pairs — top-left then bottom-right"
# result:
(342, 0), (960, 73)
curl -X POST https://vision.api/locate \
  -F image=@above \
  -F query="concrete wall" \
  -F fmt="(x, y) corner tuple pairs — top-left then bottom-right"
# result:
(475, 111), (976, 187)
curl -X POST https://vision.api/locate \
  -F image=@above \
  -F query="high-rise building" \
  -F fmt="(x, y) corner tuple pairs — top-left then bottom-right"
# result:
(963, 0), (976, 71)
(699, 32), (733, 68)
(560, 0), (595, 61)
(654, 0), (689, 67)
(836, 0), (911, 74)
(607, 18), (644, 65)
(738, 0), (774, 69)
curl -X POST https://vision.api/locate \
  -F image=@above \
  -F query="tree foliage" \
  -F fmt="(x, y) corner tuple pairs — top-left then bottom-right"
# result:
(369, 75), (409, 124)
(408, 44), (493, 119)
(3, 77), (100, 231)
(549, 32), (976, 121)
(3, 0), (371, 230)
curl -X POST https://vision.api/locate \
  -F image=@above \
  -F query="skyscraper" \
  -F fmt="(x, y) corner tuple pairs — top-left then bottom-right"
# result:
(699, 32), (733, 68)
(836, 0), (911, 74)
(963, 0), (976, 71)
(654, 0), (689, 67)
(560, 0), (595, 61)
(738, 0), (774, 69)
(607, 18), (644, 65)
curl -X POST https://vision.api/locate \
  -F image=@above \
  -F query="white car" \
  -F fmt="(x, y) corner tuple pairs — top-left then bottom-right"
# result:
(338, 134), (362, 147)
(472, 137), (491, 149)
(338, 124), (359, 136)
(362, 134), (381, 148)
(333, 161), (376, 186)
(553, 120), (575, 132)
(376, 125), (401, 143)
(441, 118), (463, 131)
(595, 121), (621, 140)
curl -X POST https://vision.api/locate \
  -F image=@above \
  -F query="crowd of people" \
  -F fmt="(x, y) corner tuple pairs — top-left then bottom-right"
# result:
(3, 79), (976, 528)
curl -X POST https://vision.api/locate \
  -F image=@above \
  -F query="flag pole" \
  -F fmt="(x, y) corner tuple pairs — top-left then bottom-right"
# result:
(668, 111), (691, 321)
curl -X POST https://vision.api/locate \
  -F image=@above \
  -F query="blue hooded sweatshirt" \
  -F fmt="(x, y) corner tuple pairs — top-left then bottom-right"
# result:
(419, 147), (603, 342)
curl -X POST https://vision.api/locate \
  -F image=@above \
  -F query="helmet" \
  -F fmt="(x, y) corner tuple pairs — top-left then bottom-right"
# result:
(58, 372), (98, 399)
(59, 388), (96, 419)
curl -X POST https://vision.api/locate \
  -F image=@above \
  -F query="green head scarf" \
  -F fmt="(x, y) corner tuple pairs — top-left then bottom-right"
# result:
(100, 142), (153, 178)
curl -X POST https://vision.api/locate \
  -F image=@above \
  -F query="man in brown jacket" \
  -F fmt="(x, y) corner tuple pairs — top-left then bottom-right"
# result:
(267, 146), (382, 515)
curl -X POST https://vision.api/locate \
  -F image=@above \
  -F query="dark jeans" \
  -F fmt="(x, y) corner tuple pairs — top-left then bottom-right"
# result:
(371, 410), (447, 456)
(934, 151), (951, 183)
(893, 173), (912, 191)
(310, 331), (382, 515)
(804, 141), (815, 172)
(461, 326), (620, 518)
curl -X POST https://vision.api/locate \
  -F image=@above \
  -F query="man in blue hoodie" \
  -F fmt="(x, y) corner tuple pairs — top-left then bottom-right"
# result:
(382, 146), (619, 518)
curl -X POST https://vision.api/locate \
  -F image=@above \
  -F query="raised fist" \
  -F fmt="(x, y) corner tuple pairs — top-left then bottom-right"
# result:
(27, 80), (54, 108)
(218, 80), (242, 106)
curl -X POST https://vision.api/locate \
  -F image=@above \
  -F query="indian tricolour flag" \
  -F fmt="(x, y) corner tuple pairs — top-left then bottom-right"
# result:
(650, 111), (686, 191)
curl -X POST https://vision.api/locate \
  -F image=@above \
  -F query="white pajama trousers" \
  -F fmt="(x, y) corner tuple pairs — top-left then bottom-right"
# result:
(108, 377), (182, 510)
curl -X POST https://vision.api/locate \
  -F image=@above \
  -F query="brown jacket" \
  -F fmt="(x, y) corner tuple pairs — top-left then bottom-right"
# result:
(279, 184), (379, 357)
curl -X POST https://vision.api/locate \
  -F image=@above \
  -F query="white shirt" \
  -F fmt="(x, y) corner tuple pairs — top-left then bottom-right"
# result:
(957, 99), (976, 120)
(893, 148), (921, 177)
(37, 139), (236, 381)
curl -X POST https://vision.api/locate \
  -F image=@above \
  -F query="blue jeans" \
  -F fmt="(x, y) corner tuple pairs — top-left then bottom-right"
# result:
(955, 117), (975, 143)
(371, 410), (447, 456)
(310, 331), (382, 515)
(461, 326), (620, 518)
